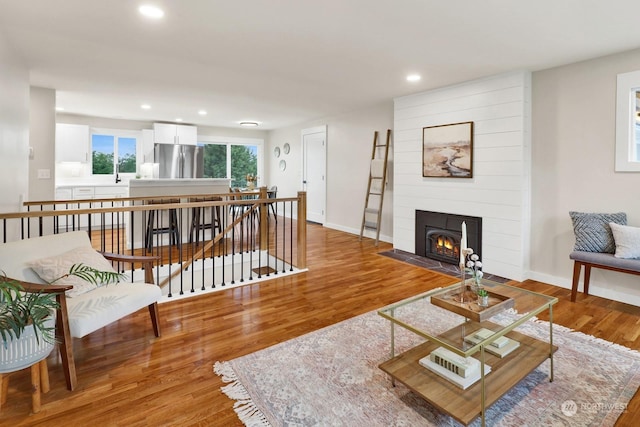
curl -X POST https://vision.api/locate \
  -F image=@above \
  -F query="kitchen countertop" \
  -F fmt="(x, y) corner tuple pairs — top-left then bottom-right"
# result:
(129, 178), (231, 187)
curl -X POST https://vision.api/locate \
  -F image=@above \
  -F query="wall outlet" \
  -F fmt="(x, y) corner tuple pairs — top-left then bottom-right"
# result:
(37, 169), (51, 179)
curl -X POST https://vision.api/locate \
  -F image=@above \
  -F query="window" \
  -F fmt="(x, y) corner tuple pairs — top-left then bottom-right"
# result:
(199, 136), (263, 187)
(615, 71), (640, 171)
(91, 129), (138, 176)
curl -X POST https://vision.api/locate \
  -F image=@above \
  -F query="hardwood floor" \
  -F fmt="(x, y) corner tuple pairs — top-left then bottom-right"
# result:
(2, 223), (640, 426)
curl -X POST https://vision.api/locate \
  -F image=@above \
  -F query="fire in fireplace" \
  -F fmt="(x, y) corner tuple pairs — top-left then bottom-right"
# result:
(427, 229), (460, 262)
(415, 210), (482, 265)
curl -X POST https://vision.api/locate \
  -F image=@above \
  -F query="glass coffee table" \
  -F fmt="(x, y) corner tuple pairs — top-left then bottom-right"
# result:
(378, 279), (558, 427)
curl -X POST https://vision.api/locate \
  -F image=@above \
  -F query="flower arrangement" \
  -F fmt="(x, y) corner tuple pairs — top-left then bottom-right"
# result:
(465, 253), (483, 285)
(246, 174), (259, 189)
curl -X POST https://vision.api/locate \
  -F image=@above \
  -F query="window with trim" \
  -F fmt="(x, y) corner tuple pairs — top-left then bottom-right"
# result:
(91, 130), (137, 175)
(201, 140), (260, 187)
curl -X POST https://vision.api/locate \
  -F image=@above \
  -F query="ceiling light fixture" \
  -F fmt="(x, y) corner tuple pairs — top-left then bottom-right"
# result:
(55, 106), (65, 111)
(175, 118), (183, 122)
(141, 104), (151, 110)
(240, 121), (259, 127)
(198, 110), (207, 116)
(406, 74), (421, 82)
(139, 5), (164, 19)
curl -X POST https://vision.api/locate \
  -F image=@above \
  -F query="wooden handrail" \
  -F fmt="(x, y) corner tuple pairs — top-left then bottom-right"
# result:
(2, 196), (298, 220)
(2, 190), (308, 292)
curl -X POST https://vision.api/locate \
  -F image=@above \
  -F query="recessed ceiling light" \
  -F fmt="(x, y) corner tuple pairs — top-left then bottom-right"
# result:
(240, 121), (259, 127)
(55, 106), (65, 111)
(139, 5), (164, 19)
(141, 104), (151, 110)
(198, 110), (207, 116)
(406, 74), (421, 82)
(175, 118), (183, 122)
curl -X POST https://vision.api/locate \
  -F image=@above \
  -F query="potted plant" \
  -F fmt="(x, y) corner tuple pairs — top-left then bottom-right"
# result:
(0, 264), (122, 372)
(477, 288), (489, 307)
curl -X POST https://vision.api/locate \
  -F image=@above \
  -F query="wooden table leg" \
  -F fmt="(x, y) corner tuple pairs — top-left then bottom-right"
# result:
(31, 363), (41, 414)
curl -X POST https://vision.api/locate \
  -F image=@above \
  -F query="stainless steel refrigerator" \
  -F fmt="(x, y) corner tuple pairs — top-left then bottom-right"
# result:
(154, 143), (203, 178)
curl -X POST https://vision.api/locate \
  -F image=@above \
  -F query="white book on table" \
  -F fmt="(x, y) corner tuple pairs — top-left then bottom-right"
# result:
(419, 353), (491, 390)
(464, 329), (520, 358)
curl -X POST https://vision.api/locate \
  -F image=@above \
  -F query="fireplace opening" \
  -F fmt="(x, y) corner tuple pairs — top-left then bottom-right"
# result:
(415, 210), (482, 266)
(426, 229), (460, 264)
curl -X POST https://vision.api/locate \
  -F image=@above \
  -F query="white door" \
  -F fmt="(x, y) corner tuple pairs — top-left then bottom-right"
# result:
(302, 126), (327, 224)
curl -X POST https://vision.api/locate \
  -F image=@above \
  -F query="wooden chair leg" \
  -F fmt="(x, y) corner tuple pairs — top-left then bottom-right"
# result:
(583, 265), (592, 296)
(571, 261), (582, 302)
(30, 363), (41, 414)
(148, 302), (161, 337)
(56, 294), (77, 391)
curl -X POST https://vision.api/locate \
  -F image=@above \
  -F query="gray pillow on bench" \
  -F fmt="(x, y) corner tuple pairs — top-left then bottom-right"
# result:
(569, 211), (627, 253)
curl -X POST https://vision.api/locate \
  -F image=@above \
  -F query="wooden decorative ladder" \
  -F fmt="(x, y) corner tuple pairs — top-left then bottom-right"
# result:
(359, 129), (391, 245)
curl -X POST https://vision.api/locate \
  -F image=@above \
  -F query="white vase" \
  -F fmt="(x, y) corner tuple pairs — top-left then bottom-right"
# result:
(0, 317), (55, 373)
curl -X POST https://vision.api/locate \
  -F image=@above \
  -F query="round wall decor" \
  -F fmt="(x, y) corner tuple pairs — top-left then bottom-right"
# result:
(274, 146), (281, 158)
(283, 143), (290, 154)
(279, 159), (287, 171)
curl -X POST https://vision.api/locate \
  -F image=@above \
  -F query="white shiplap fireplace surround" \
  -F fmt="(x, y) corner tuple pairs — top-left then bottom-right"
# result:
(393, 71), (531, 282)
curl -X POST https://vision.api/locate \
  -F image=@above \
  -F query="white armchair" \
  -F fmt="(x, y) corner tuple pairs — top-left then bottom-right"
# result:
(0, 231), (161, 391)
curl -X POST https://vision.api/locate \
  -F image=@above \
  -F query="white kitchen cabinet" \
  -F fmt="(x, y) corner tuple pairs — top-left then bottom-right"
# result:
(55, 185), (128, 228)
(153, 123), (197, 145)
(142, 129), (155, 162)
(55, 188), (73, 200)
(56, 124), (90, 162)
(94, 186), (128, 199)
(176, 124), (197, 145)
(72, 186), (95, 200)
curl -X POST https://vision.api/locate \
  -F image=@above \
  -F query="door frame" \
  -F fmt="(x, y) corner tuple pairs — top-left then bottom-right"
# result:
(301, 125), (327, 225)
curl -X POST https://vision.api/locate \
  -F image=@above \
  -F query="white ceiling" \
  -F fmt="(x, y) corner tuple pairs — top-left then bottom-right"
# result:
(1, 0), (640, 130)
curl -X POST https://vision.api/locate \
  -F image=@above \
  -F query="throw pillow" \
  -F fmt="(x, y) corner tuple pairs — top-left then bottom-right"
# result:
(609, 222), (640, 259)
(569, 211), (627, 253)
(28, 246), (118, 298)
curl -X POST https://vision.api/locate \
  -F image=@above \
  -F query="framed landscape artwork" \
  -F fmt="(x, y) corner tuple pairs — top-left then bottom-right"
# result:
(422, 121), (474, 178)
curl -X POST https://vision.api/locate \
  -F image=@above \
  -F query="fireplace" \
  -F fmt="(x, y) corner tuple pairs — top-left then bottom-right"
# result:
(415, 210), (482, 265)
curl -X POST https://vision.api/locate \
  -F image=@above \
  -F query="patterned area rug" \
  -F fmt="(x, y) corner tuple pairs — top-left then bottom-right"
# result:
(214, 301), (640, 426)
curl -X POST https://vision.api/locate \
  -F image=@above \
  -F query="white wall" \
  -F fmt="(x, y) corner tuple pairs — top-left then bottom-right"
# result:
(267, 101), (394, 241)
(531, 47), (640, 305)
(0, 33), (29, 213)
(393, 71), (532, 281)
(29, 87), (56, 201)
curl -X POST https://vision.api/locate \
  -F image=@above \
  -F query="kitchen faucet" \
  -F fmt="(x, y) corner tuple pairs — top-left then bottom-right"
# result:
(115, 164), (121, 183)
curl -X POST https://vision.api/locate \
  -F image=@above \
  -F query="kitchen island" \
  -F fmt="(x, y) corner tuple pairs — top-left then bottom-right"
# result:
(127, 178), (231, 250)
(128, 178), (231, 198)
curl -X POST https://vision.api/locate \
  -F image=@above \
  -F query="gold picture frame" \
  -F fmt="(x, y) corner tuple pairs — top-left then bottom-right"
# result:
(422, 121), (473, 178)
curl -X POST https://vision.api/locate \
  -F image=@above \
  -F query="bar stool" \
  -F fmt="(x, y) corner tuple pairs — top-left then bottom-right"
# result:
(189, 196), (222, 245)
(145, 198), (181, 251)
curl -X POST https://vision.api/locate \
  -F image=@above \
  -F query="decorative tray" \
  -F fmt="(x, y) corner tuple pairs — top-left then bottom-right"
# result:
(430, 285), (514, 322)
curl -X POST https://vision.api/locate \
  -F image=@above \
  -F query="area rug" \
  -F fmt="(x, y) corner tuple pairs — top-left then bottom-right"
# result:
(214, 299), (640, 426)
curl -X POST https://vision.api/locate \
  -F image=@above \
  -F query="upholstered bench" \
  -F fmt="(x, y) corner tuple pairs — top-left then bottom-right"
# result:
(0, 231), (161, 391)
(570, 251), (640, 302)
(569, 211), (640, 302)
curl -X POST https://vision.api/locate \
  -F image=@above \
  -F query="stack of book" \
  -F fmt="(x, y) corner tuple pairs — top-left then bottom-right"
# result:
(419, 347), (491, 390)
(464, 328), (520, 358)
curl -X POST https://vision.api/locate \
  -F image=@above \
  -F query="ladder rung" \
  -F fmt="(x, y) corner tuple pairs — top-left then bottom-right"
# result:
(364, 222), (378, 229)
(364, 208), (378, 214)
(369, 192), (382, 196)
